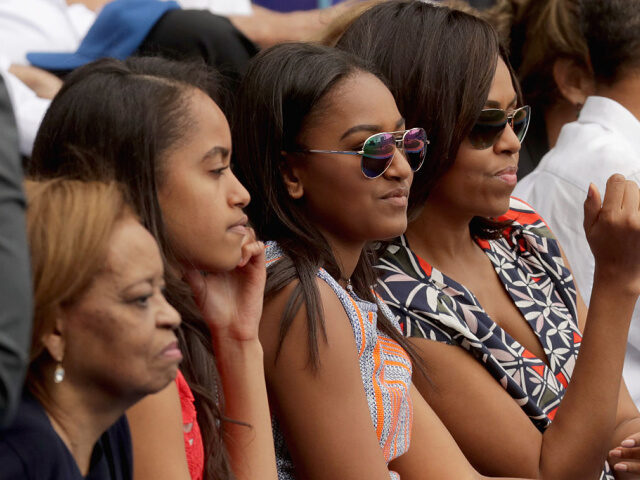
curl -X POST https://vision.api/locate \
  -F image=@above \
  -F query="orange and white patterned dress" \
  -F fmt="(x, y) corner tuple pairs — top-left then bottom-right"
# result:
(266, 242), (413, 480)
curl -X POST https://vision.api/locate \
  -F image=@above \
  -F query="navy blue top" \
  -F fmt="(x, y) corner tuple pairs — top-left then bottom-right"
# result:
(0, 391), (133, 480)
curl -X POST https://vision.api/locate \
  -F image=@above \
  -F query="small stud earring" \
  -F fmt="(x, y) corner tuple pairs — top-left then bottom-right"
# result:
(54, 363), (65, 383)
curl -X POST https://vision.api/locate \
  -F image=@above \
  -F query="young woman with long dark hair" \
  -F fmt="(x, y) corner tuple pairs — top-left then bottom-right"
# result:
(29, 57), (277, 480)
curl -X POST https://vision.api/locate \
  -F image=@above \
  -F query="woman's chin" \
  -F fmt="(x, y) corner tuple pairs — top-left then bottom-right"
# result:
(372, 223), (408, 241)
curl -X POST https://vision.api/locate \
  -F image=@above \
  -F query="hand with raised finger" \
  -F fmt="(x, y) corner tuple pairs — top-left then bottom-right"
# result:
(584, 174), (640, 297)
(184, 227), (266, 343)
(609, 433), (640, 478)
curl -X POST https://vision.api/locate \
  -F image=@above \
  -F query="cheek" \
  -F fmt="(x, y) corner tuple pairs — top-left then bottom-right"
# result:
(434, 162), (512, 216)
(159, 172), (242, 271)
(65, 307), (156, 383)
(303, 168), (407, 240)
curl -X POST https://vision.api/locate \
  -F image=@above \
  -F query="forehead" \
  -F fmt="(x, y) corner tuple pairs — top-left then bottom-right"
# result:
(179, 89), (231, 146)
(309, 72), (400, 130)
(102, 218), (163, 286)
(486, 58), (517, 106)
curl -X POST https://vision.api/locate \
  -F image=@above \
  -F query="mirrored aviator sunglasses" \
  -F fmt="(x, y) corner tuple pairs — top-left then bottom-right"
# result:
(295, 127), (428, 179)
(360, 127), (428, 179)
(468, 105), (531, 150)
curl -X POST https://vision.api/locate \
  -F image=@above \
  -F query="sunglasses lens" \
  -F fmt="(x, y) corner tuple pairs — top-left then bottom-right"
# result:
(468, 109), (507, 149)
(512, 106), (531, 142)
(361, 132), (395, 178)
(402, 128), (427, 172)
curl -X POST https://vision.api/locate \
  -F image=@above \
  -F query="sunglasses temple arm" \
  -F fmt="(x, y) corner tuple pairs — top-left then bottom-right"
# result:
(305, 149), (364, 156)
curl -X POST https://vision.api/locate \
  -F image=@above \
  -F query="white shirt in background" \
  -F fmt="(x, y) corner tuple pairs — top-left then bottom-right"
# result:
(514, 95), (640, 408)
(0, 0), (252, 155)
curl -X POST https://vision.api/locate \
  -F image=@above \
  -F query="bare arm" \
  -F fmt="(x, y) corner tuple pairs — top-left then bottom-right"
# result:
(391, 384), (528, 480)
(126, 381), (191, 480)
(8, 65), (62, 99)
(408, 175), (640, 479)
(261, 277), (523, 480)
(227, 2), (358, 48)
(569, 253), (640, 479)
(260, 279), (393, 480)
(212, 336), (275, 479)
(185, 235), (277, 480)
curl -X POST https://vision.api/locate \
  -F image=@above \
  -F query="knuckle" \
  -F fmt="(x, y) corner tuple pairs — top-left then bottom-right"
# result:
(599, 209), (617, 225)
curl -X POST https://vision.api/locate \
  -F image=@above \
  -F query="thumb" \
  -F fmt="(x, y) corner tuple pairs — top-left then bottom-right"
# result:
(583, 183), (601, 235)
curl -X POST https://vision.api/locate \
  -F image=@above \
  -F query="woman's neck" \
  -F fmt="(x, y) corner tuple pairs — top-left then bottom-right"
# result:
(37, 378), (130, 475)
(596, 74), (640, 121)
(544, 100), (581, 148)
(405, 201), (479, 270)
(318, 228), (366, 284)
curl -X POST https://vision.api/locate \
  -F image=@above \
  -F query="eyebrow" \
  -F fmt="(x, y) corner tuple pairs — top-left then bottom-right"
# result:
(122, 276), (165, 294)
(202, 146), (230, 161)
(485, 95), (518, 109)
(339, 118), (405, 140)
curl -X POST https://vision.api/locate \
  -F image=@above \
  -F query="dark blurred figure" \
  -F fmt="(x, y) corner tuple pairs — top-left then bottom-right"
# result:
(0, 74), (31, 428)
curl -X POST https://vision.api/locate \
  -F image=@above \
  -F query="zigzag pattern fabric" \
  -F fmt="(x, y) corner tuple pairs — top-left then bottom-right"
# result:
(266, 242), (412, 480)
(375, 197), (613, 480)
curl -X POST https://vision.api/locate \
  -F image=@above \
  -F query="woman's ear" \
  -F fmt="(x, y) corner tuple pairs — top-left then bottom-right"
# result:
(280, 152), (305, 199)
(553, 58), (595, 107)
(41, 315), (66, 364)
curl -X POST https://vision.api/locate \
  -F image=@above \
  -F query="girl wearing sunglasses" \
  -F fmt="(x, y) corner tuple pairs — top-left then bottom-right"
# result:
(333, 1), (640, 479)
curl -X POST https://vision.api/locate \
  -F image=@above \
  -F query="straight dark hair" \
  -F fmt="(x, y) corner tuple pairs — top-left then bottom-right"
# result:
(335, 0), (522, 238)
(579, 0), (640, 85)
(29, 57), (233, 480)
(233, 42), (426, 374)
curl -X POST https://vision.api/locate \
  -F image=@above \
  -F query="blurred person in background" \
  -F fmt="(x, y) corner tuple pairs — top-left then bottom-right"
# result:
(484, 0), (593, 177)
(0, 0), (352, 157)
(515, 0), (640, 439)
(0, 74), (31, 429)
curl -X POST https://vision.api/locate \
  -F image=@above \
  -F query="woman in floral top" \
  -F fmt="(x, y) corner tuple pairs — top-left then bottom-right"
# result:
(335, 1), (640, 478)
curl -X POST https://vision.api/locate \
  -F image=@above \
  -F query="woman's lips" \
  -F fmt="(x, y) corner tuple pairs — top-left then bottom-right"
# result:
(161, 341), (182, 360)
(228, 215), (249, 235)
(381, 187), (409, 207)
(495, 166), (518, 186)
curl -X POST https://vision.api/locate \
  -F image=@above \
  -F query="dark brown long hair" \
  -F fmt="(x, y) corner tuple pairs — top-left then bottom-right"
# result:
(29, 57), (233, 480)
(579, 0), (640, 85)
(233, 42), (426, 374)
(335, 0), (522, 238)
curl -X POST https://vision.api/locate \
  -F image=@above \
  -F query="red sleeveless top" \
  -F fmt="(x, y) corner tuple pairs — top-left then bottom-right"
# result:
(175, 370), (204, 480)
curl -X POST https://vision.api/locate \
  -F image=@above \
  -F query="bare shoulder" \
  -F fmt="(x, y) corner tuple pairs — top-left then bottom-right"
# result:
(259, 275), (392, 480)
(260, 275), (353, 375)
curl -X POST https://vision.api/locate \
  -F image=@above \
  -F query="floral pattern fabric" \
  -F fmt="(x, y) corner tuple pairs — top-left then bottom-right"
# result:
(375, 197), (613, 479)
